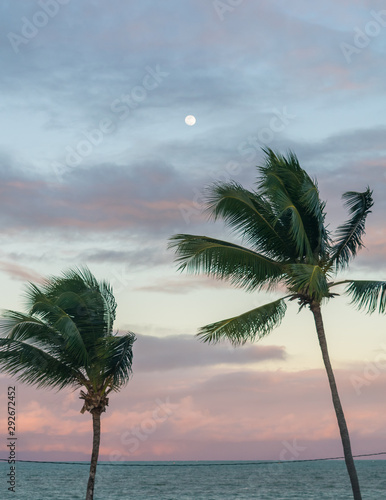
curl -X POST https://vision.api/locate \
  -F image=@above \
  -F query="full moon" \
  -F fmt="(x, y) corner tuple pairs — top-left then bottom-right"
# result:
(185, 115), (196, 126)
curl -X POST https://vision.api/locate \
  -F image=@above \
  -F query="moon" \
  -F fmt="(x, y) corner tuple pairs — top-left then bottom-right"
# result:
(185, 115), (196, 126)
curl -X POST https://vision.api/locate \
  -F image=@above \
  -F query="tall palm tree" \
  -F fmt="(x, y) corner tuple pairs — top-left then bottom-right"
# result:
(0, 267), (136, 500)
(169, 148), (386, 500)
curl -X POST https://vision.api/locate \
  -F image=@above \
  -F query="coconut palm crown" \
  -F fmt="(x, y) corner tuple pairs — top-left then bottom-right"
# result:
(0, 267), (136, 500)
(169, 148), (386, 500)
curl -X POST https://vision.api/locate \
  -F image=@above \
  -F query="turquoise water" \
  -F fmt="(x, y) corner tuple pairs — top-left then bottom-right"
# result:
(1, 460), (385, 499)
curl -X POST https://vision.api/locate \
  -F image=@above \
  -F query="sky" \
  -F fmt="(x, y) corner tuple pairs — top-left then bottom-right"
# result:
(0, 0), (386, 465)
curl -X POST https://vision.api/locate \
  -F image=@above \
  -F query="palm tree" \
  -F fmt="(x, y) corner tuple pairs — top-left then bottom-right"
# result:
(169, 148), (386, 500)
(0, 267), (136, 500)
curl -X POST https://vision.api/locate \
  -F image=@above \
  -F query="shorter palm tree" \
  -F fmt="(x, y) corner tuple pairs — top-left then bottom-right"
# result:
(0, 267), (135, 500)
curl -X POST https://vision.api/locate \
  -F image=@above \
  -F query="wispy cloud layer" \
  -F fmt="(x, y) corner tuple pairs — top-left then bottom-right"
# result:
(132, 333), (286, 372)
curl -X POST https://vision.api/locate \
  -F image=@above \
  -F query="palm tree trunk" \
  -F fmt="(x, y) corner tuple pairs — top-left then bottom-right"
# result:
(310, 301), (362, 500)
(86, 410), (102, 500)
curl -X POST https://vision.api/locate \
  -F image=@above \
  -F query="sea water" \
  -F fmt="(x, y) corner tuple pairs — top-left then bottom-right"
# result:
(1, 460), (385, 499)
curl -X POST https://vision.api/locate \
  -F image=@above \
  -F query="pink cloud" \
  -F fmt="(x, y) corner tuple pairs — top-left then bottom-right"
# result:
(134, 275), (235, 294)
(0, 261), (44, 283)
(1, 363), (385, 462)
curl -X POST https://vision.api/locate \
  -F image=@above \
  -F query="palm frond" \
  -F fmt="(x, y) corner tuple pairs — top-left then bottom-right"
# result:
(258, 148), (303, 193)
(100, 332), (136, 389)
(204, 182), (289, 259)
(286, 264), (330, 301)
(344, 280), (386, 314)
(0, 311), (63, 346)
(257, 148), (332, 261)
(29, 290), (94, 364)
(273, 188), (314, 261)
(67, 267), (118, 332)
(98, 280), (117, 333)
(168, 234), (284, 291)
(330, 188), (373, 269)
(0, 309), (89, 368)
(257, 149), (316, 261)
(0, 338), (84, 390)
(30, 268), (115, 349)
(0, 267), (133, 396)
(299, 178), (329, 259)
(197, 299), (287, 345)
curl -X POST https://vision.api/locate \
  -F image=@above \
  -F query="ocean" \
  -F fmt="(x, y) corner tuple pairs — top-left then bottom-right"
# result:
(1, 460), (385, 499)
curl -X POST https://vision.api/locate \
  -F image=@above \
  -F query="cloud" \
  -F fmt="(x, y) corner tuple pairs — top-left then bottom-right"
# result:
(102, 365), (386, 461)
(132, 333), (286, 372)
(76, 247), (171, 267)
(1, 123), (384, 274)
(2, 362), (385, 462)
(0, 160), (206, 235)
(0, 260), (44, 283)
(134, 275), (235, 294)
(2, 124), (384, 236)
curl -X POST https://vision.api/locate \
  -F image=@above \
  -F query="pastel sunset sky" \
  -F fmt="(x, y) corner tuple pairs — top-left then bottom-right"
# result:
(0, 0), (386, 463)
